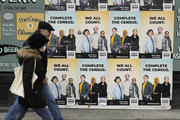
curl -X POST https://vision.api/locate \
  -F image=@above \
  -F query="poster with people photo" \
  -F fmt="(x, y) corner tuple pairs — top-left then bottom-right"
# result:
(108, 11), (141, 56)
(45, 11), (76, 57)
(140, 59), (172, 104)
(108, 0), (140, 11)
(76, 11), (109, 58)
(45, 0), (76, 10)
(76, 0), (107, 11)
(46, 59), (78, 102)
(140, 0), (175, 11)
(77, 59), (108, 103)
(140, 11), (174, 55)
(107, 59), (140, 105)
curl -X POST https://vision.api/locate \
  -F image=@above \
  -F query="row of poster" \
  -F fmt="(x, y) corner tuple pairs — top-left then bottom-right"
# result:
(44, 11), (174, 57)
(46, 59), (172, 105)
(45, 0), (175, 11)
(0, 11), (174, 56)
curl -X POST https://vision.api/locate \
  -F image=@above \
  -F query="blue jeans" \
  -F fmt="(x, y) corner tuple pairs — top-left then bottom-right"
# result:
(5, 84), (63, 120)
(43, 84), (63, 120)
(4, 97), (51, 120)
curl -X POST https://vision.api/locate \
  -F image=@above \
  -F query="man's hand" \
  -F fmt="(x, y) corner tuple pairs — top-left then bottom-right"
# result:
(43, 77), (48, 84)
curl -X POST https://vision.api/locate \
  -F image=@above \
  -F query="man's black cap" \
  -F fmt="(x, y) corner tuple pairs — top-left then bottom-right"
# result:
(38, 21), (55, 31)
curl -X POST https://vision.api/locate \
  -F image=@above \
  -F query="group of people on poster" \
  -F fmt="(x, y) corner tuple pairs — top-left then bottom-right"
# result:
(49, 74), (76, 100)
(48, 73), (171, 102)
(79, 27), (108, 53)
(78, 27), (140, 54)
(111, 74), (171, 102)
(110, 28), (139, 54)
(143, 27), (172, 54)
(47, 26), (172, 55)
(141, 75), (171, 101)
(48, 28), (76, 56)
(47, 0), (174, 7)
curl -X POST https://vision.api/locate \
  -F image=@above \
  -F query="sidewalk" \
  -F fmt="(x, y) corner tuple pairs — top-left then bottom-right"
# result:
(1, 108), (180, 120)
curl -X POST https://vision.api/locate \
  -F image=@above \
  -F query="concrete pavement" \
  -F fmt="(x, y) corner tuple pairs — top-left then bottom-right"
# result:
(1, 108), (180, 120)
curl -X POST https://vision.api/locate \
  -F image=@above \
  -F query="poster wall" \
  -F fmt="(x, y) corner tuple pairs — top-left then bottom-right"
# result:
(0, 0), (176, 109)
(44, 2), (174, 108)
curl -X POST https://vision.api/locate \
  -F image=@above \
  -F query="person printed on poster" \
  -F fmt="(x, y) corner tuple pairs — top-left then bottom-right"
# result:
(153, 0), (163, 8)
(59, 74), (69, 100)
(90, 26), (100, 53)
(110, 27), (122, 54)
(58, 29), (66, 54)
(122, 74), (131, 100)
(154, 27), (164, 54)
(161, 76), (171, 98)
(48, 32), (59, 57)
(142, 75), (153, 101)
(121, 30), (131, 53)
(129, 28), (139, 51)
(111, 0), (124, 6)
(66, 28), (76, 51)
(89, 0), (98, 9)
(143, 0), (153, 7)
(129, 78), (139, 98)
(48, 0), (60, 6)
(79, 75), (90, 100)
(66, 78), (76, 98)
(49, 76), (61, 100)
(98, 76), (108, 98)
(152, 77), (161, 102)
(162, 31), (172, 52)
(143, 29), (156, 54)
(98, 30), (108, 51)
(164, 0), (173, 3)
(79, 0), (89, 10)
(110, 76), (123, 100)
(89, 77), (99, 102)
(79, 29), (92, 53)
(131, 0), (139, 3)
(99, 0), (107, 3)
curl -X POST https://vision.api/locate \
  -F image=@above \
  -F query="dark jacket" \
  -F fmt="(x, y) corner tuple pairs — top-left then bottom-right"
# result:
(122, 36), (131, 53)
(152, 83), (161, 102)
(98, 36), (108, 51)
(162, 37), (172, 52)
(65, 34), (76, 51)
(79, 81), (90, 98)
(110, 34), (122, 51)
(59, 35), (67, 54)
(98, 82), (107, 98)
(164, 0), (173, 3)
(66, 83), (76, 98)
(23, 30), (48, 75)
(130, 35), (139, 51)
(161, 82), (171, 98)
(142, 81), (153, 98)
(89, 83), (99, 101)
(17, 47), (46, 108)
(129, 84), (139, 98)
